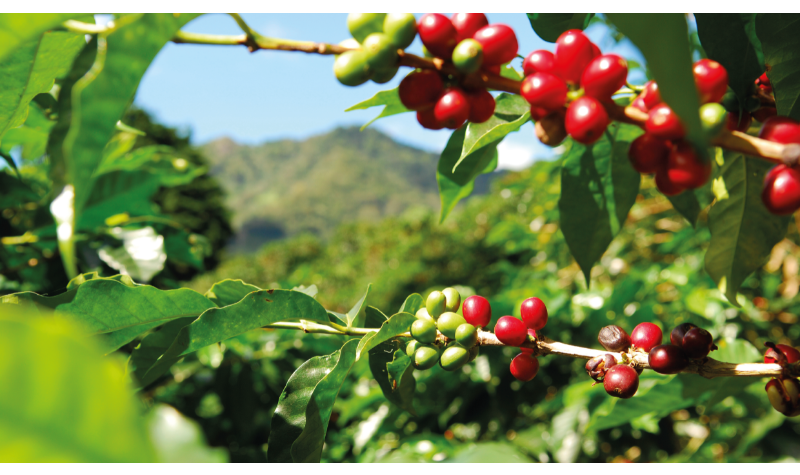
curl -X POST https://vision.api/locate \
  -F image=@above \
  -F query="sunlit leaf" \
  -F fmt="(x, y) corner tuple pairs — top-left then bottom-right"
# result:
(204, 279), (260, 307)
(438, 127), (499, 223)
(345, 87), (411, 130)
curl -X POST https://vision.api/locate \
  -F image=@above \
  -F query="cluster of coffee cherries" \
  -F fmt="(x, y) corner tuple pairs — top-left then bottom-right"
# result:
(494, 297), (548, 382)
(759, 113), (800, 216)
(398, 13), (517, 130)
(764, 343), (800, 417)
(587, 322), (717, 398)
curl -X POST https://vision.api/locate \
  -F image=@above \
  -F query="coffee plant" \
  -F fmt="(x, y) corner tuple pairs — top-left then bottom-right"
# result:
(2, 13), (800, 462)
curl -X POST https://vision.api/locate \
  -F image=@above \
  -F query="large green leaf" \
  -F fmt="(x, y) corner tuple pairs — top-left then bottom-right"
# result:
(0, 14), (78, 63)
(127, 316), (197, 388)
(268, 339), (358, 463)
(558, 123), (642, 286)
(398, 293), (423, 314)
(0, 307), (155, 462)
(344, 87), (411, 130)
(757, 14), (800, 120)
(384, 348), (417, 414)
(526, 13), (594, 43)
(607, 14), (706, 151)
(346, 284), (371, 328)
(695, 14), (763, 107)
(437, 127), (499, 223)
(456, 93), (529, 171)
(665, 178), (715, 227)
(356, 311), (416, 360)
(204, 279), (260, 307)
(705, 153), (790, 304)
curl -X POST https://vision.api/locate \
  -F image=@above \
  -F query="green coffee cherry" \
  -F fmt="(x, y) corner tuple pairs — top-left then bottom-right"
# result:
(383, 13), (417, 49)
(426, 291), (447, 320)
(455, 323), (478, 348)
(720, 90), (739, 112)
(372, 66), (399, 84)
(406, 339), (420, 358)
(437, 312), (467, 339)
(415, 307), (435, 322)
(700, 102), (727, 138)
(442, 287), (461, 312)
(468, 345), (480, 362)
(452, 39), (484, 74)
(338, 38), (361, 49)
(347, 13), (386, 43)
(363, 33), (398, 69)
(334, 50), (372, 87)
(440, 344), (470, 371)
(411, 318), (437, 344)
(414, 344), (440, 370)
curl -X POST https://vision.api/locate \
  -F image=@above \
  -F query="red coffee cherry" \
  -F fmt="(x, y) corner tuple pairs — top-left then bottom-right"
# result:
(590, 42), (601, 58)
(398, 70), (444, 111)
(495, 316), (527, 346)
(630, 96), (648, 113)
(582, 54), (629, 100)
(417, 13), (458, 59)
(416, 108), (444, 130)
(510, 353), (540, 382)
(565, 96), (610, 145)
(670, 322), (698, 346)
(759, 116), (800, 144)
(520, 72), (568, 112)
(598, 325), (632, 352)
(646, 103), (686, 141)
(520, 297), (548, 330)
(639, 80), (662, 112)
(758, 71), (771, 88)
(522, 50), (557, 77)
(761, 164), (800, 215)
(472, 24), (518, 66)
(726, 111), (752, 132)
(665, 141), (712, 189)
(483, 64), (501, 75)
(628, 133), (670, 174)
(648, 344), (689, 374)
(681, 327), (715, 359)
(450, 13), (488, 43)
(463, 295), (492, 328)
(764, 344), (800, 364)
(752, 106), (777, 123)
(603, 365), (639, 399)
(434, 87), (470, 129)
(631, 322), (663, 352)
(655, 167), (685, 196)
(693, 59), (729, 104)
(765, 377), (800, 417)
(554, 29), (596, 85)
(586, 353), (617, 382)
(466, 89), (495, 123)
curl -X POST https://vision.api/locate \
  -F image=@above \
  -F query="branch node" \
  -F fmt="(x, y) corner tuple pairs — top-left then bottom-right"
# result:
(781, 144), (800, 167)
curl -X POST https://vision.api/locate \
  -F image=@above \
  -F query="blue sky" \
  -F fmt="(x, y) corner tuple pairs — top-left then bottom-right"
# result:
(132, 14), (645, 171)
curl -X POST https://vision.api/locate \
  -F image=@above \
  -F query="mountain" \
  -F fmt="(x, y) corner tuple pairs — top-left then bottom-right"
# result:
(201, 127), (493, 252)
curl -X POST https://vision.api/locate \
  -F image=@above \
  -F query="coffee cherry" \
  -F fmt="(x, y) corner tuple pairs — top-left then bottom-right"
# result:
(534, 110), (568, 146)
(462, 295), (491, 328)
(582, 54), (629, 100)
(413, 344), (441, 370)
(764, 344), (800, 364)
(473, 24), (518, 67)
(455, 323), (478, 348)
(442, 287), (461, 312)
(362, 33), (398, 69)
(665, 142), (712, 189)
(699, 102), (728, 137)
(411, 318), (437, 344)
(416, 307), (435, 322)
(418, 13), (458, 59)
(426, 290), (447, 320)
(720, 90), (739, 112)
(758, 72), (771, 87)
(440, 344), (470, 371)
(450, 13), (488, 43)
(628, 133), (670, 174)
(655, 167), (685, 196)
(758, 116), (800, 144)
(438, 311), (467, 339)
(406, 339), (420, 358)
(510, 353), (539, 382)
(452, 39), (484, 74)
(371, 66), (399, 84)
(521, 73), (568, 112)
(398, 70), (444, 111)
(554, 29), (596, 86)
(565, 96), (610, 145)
(483, 64), (501, 75)
(466, 89), (495, 123)
(646, 103), (686, 141)
(603, 365), (639, 399)
(726, 111), (752, 132)
(681, 327), (715, 359)
(693, 59), (729, 104)
(434, 87), (471, 129)
(495, 316), (527, 346)
(648, 344), (689, 374)
(752, 106), (777, 123)
(762, 164), (800, 215)
(630, 96), (648, 113)
(585, 353), (617, 382)
(522, 50), (557, 77)
(765, 377), (800, 417)
(631, 322), (663, 352)
(347, 13), (386, 43)
(383, 13), (417, 49)
(639, 80), (661, 112)
(520, 297), (548, 330)
(334, 50), (372, 87)
(670, 322), (698, 346)
(417, 108), (445, 130)
(598, 325), (632, 352)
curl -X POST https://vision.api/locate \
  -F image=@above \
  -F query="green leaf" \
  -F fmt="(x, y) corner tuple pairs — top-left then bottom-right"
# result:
(526, 13), (594, 42)
(356, 312), (416, 360)
(204, 279), (261, 307)
(558, 123), (642, 286)
(695, 14), (763, 107)
(448, 442), (534, 463)
(438, 126), (499, 223)
(456, 93), (529, 171)
(384, 349), (417, 414)
(705, 153), (790, 304)
(665, 178), (715, 227)
(0, 171), (40, 208)
(712, 337), (762, 364)
(0, 306), (156, 462)
(268, 339), (359, 463)
(344, 87), (411, 130)
(346, 284), (371, 328)
(757, 14), (800, 120)
(364, 305), (389, 329)
(0, 14), (79, 63)
(147, 404), (228, 462)
(607, 14), (706, 151)
(127, 316), (197, 388)
(398, 293), (423, 314)
(740, 14), (764, 68)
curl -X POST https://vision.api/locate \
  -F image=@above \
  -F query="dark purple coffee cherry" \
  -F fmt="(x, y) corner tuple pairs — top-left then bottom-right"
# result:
(585, 353), (617, 382)
(603, 365), (639, 399)
(681, 327), (715, 359)
(670, 322), (698, 346)
(648, 344), (689, 374)
(598, 325), (632, 352)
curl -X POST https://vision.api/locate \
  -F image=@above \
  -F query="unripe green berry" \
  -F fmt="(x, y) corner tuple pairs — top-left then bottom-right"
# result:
(334, 50), (372, 87)
(452, 39), (484, 74)
(439, 344), (469, 371)
(426, 291), (446, 320)
(383, 13), (417, 49)
(455, 323), (477, 348)
(363, 33), (398, 69)
(442, 287), (461, 312)
(700, 102), (727, 138)
(437, 312), (467, 339)
(411, 318), (437, 344)
(338, 38), (361, 49)
(372, 66), (399, 84)
(415, 307), (434, 322)
(414, 344), (440, 370)
(720, 90), (739, 112)
(347, 13), (386, 43)
(406, 339), (420, 358)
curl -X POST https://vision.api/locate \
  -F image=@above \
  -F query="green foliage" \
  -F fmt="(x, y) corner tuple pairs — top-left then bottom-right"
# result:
(526, 13), (594, 42)
(756, 14), (800, 120)
(0, 13), (79, 62)
(346, 87), (411, 130)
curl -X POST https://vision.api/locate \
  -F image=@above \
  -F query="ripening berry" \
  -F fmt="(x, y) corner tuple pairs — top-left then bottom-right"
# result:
(398, 70), (444, 110)
(565, 96), (609, 145)
(665, 142), (712, 190)
(520, 297), (548, 330)
(522, 50), (557, 77)
(472, 24), (518, 66)
(648, 344), (689, 374)
(521, 72), (568, 112)
(655, 166), (685, 196)
(752, 106), (777, 123)
(554, 29), (596, 86)
(598, 325), (632, 352)
(510, 353), (539, 381)
(670, 323), (698, 346)
(637, 80), (661, 112)
(581, 54), (628, 100)
(681, 327), (715, 359)
(466, 89), (496, 123)
(452, 39), (484, 74)
(726, 111), (752, 132)
(463, 295), (491, 328)
(417, 13), (458, 59)
(758, 116), (800, 144)
(417, 108), (445, 130)
(693, 58), (729, 104)
(495, 316), (527, 346)
(631, 322), (663, 352)
(450, 13), (488, 42)
(603, 365), (639, 398)
(434, 88), (471, 129)
(646, 103), (685, 141)
(628, 133), (670, 174)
